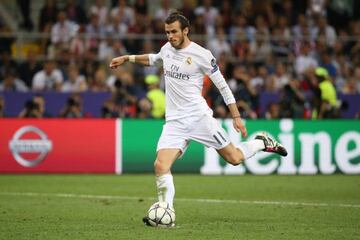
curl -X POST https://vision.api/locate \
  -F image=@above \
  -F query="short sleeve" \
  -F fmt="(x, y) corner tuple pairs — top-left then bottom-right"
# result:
(198, 50), (219, 76)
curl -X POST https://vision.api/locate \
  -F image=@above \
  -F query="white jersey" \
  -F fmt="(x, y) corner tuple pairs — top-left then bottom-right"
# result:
(149, 42), (222, 121)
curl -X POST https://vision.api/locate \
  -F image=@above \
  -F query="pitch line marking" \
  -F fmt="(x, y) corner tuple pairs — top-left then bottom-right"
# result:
(1, 191), (360, 209)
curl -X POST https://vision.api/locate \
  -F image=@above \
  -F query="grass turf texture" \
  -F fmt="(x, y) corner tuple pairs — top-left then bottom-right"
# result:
(0, 174), (359, 240)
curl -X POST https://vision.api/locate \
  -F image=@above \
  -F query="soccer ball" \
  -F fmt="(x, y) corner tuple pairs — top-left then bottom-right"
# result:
(147, 202), (175, 227)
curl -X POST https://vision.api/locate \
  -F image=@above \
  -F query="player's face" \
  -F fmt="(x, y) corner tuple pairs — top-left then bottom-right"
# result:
(165, 21), (188, 49)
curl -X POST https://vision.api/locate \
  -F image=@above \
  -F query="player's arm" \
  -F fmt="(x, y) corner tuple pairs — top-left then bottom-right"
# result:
(109, 54), (151, 69)
(210, 72), (247, 137)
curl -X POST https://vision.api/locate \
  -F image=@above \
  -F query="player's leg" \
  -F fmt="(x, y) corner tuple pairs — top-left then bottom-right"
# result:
(154, 148), (182, 207)
(217, 138), (266, 165)
(143, 119), (188, 227)
(190, 114), (287, 166)
(217, 132), (287, 165)
(143, 148), (181, 227)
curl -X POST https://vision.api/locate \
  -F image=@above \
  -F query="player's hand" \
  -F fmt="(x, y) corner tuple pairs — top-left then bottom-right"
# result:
(109, 56), (127, 69)
(233, 117), (247, 138)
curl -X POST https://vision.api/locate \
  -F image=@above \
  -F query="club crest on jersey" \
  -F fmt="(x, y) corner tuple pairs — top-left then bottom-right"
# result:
(211, 58), (218, 73)
(186, 57), (192, 65)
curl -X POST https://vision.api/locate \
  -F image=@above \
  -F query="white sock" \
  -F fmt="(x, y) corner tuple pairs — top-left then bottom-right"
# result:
(237, 140), (265, 159)
(156, 173), (175, 208)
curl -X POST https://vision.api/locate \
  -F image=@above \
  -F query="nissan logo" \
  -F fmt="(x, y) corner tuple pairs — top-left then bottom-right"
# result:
(9, 126), (53, 167)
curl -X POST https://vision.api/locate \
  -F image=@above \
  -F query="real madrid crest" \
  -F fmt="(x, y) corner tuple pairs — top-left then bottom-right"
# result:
(186, 57), (192, 65)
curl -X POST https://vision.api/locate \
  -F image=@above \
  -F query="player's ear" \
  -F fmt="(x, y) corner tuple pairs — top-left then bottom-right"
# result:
(183, 27), (189, 36)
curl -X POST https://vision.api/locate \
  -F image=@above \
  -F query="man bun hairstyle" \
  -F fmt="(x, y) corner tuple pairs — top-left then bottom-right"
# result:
(165, 11), (190, 30)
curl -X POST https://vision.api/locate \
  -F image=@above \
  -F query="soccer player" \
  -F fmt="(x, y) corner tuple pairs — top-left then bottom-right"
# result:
(109, 11), (287, 227)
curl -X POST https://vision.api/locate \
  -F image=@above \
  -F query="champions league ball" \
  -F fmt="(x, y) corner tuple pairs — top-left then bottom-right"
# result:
(147, 202), (175, 227)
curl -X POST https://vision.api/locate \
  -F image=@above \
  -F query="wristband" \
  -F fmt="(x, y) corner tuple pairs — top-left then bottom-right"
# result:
(129, 55), (135, 63)
(232, 115), (241, 119)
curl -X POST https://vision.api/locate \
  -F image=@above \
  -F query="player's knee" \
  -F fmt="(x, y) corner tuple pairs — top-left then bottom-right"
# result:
(154, 158), (170, 174)
(227, 152), (244, 166)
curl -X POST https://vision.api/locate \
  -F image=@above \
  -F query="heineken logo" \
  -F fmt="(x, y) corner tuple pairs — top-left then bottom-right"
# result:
(201, 119), (360, 175)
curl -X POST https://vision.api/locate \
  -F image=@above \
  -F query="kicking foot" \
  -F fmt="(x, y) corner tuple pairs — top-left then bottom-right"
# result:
(255, 132), (288, 157)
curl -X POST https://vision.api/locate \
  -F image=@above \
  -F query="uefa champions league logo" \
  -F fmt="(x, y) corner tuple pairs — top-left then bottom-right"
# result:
(9, 126), (53, 167)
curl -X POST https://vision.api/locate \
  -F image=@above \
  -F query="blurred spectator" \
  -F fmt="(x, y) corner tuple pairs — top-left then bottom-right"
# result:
(265, 102), (280, 119)
(207, 27), (232, 59)
(101, 98), (118, 118)
(106, 14), (128, 39)
(64, 0), (87, 25)
(80, 47), (101, 83)
(18, 49), (42, 88)
(89, 0), (109, 26)
(310, 16), (337, 47)
(219, 0), (232, 32)
(33, 95), (51, 117)
(137, 98), (153, 119)
(32, 59), (63, 91)
(98, 33), (115, 62)
(38, 0), (58, 32)
(294, 41), (318, 77)
(134, 0), (148, 16)
(50, 11), (79, 53)
(342, 67), (360, 94)
(16, 0), (33, 31)
(250, 65), (268, 92)
(213, 104), (230, 118)
(86, 14), (106, 49)
(273, 0), (298, 26)
(271, 16), (291, 58)
(327, 0), (353, 29)
(267, 62), (290, 92)
(0, 69), (28, 92)
(125, 12), (149, 54)
(18, 95), (50, 118)
(62, 64), (88, 92)
(69, 25), (86, 60)
(107, 70), (146, 117)
(239, 0), (255, 23)
(0, 21), (15, 54)
(230, 65), (258, 119)
(154, 0), (172, 22)
(194, 0), (219, 34)
(60, 94), (83, 118)
(319, 49), (337, 79)
(145, 74), (165, 119)
(350, 22), (360, 66)
(179, 0), (196, 23)
(292, 14), (309, 40)
(111, 0), (135, 26)
(0, 95), (4, 117)
(230, 13), (256, 44)
(251, 31), (272, 64)
(279, 78), (306, 118)
(0, 50), (18, 80)
(90, 68), (110, 92)
(19, 99), (42, 118)
(306, 0), (327, 21)
(333, 51), (351, 91)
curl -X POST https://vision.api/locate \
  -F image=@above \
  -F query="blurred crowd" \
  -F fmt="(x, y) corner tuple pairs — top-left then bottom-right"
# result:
(0, 0), (360, 119)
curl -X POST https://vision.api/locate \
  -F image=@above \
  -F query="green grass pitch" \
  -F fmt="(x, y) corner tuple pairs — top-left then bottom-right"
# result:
(0, 174), (359, 240)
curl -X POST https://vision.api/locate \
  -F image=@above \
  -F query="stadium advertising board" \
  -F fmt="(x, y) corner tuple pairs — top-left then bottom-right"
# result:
(0, 119), (116, 173)
(121, 119), (360, 175)
(1, 119), (358, 174)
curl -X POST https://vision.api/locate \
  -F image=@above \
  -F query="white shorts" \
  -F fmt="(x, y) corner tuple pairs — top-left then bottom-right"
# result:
(157, 113), (230, 155)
